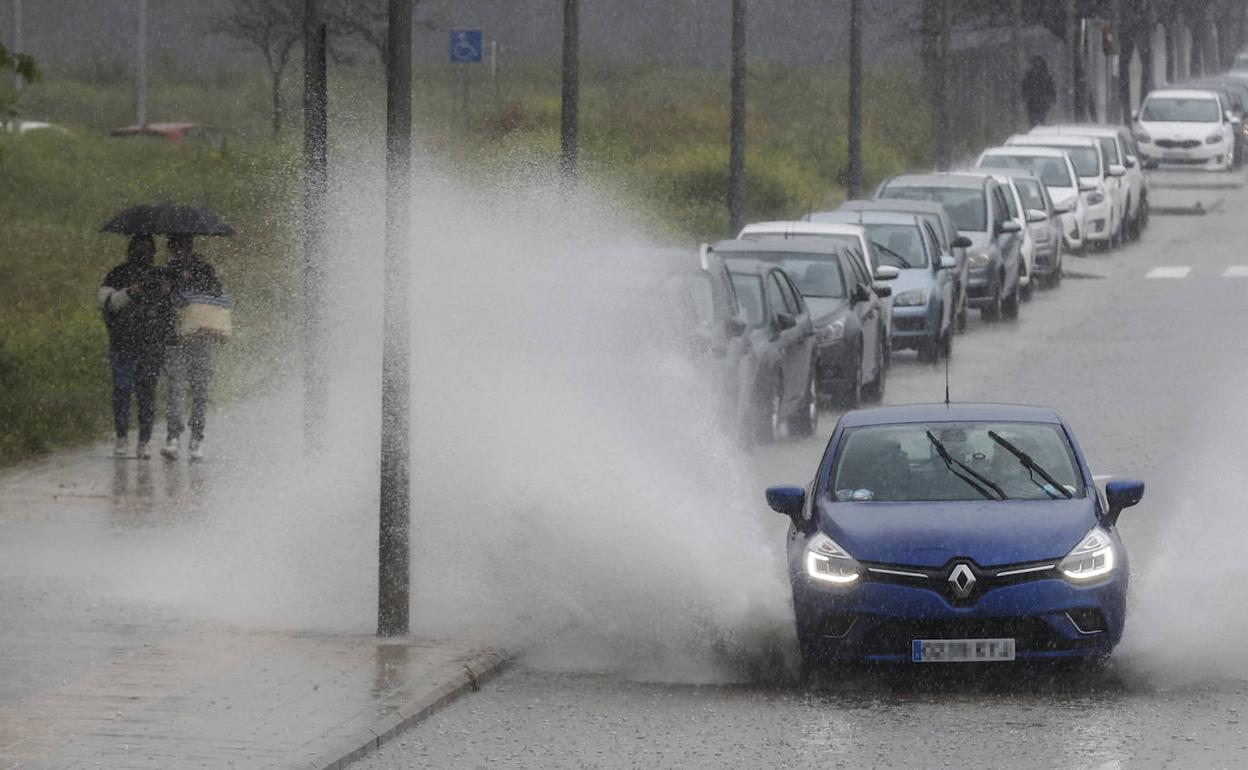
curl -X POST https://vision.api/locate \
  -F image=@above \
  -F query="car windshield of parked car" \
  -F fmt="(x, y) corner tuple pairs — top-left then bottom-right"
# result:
(1015, 178), (1046, 212)
(1141, 97), (1220, 123)
(731, 273), (766, 326)
(725, 251), (847, 299)
(1096, 137), (1120, 164)
(830, 421), (1084, 502)
(860, 224), (928, 268)
(880, 186), (986, 234)
(1028, 144), (1099, 177)
(980, 154), (1073, 188)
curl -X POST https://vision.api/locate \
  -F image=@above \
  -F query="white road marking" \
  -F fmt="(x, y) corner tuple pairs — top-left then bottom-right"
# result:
(1146, 266), (1192, 279)
(1223, 266), (1248, 277)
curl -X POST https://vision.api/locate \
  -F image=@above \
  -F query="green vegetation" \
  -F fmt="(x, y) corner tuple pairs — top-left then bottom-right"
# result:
(0, 58), (927, 466)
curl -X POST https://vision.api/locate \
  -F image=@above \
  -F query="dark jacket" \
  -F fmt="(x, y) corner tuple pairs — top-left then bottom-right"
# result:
(99, 263), (174, 353)
(1022, 63), (1057, 113)
(167, 255), (224, 298)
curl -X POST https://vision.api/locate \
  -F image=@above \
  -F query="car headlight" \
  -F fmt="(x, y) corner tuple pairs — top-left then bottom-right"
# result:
(818, 319), (845, 342)
(1084, 188), (1105, 206)
(805, 532), (862, 585)
(967, 250), (991, 269)
(893, 288), (927, 307)
(1133, 128), (1151, 143)
(1057, 527), (1116, 582)
(1206, 131), (1224, 145)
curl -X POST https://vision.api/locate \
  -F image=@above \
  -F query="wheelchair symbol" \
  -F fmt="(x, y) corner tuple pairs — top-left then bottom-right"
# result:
(451, 30), (482, 63)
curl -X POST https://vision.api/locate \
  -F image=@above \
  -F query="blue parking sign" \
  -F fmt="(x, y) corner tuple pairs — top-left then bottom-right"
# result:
(450, 29), (483, 64)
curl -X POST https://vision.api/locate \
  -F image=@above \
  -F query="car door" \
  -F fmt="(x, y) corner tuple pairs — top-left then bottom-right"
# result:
(922, 221), (952, 334)
(844, 251), (879, 382)
(777, 270), (815, 399)
(990, 184), (1019, 290)
(765, 270), (805, 408)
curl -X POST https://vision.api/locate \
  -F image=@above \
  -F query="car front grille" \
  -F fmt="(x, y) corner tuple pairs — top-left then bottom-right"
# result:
(1156, 139), (1201, 149)
(863, 558), (1057, 606)
(892, 316), (927, 332)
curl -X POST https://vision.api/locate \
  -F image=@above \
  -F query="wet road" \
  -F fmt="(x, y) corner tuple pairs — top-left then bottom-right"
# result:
(356, 171), (1248, 769)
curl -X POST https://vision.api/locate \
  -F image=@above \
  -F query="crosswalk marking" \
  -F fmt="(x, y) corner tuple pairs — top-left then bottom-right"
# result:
(1146, 266), (1192, 279)
(1224, 266), (1248, 278)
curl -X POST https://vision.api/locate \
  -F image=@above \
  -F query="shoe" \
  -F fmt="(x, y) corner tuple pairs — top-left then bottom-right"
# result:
(136, 442), (151, 459)
(160, 437), (179, 460)
(188, 438), (203, 461)
(113, 437), (129, 457)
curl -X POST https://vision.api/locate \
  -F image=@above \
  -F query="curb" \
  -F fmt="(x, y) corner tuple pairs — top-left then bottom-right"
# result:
(303, 647), (510, 770)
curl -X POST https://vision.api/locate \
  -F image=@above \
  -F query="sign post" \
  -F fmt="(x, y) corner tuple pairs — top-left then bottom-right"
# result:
(450, 29), (483, 134)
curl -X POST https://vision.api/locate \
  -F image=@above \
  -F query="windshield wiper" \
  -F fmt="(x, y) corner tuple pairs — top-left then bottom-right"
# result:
(926, 431), (1007, 500)
(987, 431), (1074, 499)
(870, 241), (915, 269)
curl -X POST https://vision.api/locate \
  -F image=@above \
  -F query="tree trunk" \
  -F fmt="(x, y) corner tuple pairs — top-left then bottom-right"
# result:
(1011, 0), (1023, 130)
(270, 68), (283, 136)
(920, 0), (942, 166)
(847, 0), (864, 198)
(935, 0), (952, 170)
(559, 0), (580, 188)
(1164, 22), (1175, 83)
(1118, 37), (1134, 126)
(1139, 2), (1154, 97)
(728, 0), (747, 234)
(1065, 0), (1078, 119)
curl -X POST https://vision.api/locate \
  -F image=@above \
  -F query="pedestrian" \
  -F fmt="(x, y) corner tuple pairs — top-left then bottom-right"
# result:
(160, 234), (230, 461)
(99, 235), (171, 459)
(1022, 56), (1057, 127)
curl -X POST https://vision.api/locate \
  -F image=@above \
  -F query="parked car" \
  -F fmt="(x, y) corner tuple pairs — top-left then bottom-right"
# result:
(1029, 123), (1150, 240)
(998, 170), (1065, 287)
(1175, 79), (1246, 168)
(1133, 88), (1236, 172)
(801, 209), (955, 361)
(976, 146), (1085, 255)
(826, 199), (973, 333)
(876, 173), (1023, 321)
(766, 402), (1145, 667)
(981, 172), (1043, 301)
(712, 238), (895, 411)
(1007, 133), (1123, 249)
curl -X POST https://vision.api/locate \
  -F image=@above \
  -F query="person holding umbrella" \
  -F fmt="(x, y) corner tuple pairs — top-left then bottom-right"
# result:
(98, 235), (172, 458)
(101, 204), (233, 461)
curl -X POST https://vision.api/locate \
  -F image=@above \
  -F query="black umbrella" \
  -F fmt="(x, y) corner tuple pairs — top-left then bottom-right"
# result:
(101, 203), (234, 237)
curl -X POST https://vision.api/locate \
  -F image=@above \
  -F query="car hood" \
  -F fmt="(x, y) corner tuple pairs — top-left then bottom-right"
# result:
(807, 296), (852, 325)
(816, 497), (1098, 568)
(963, 231), (992, 251)
(1139, 120), (1220, 139)
(890, 268), (936, 297)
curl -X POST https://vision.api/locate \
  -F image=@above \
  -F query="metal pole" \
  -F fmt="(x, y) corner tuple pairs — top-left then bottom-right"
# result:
(847, 0), (864, 199)
(728, 0), (747, 234)
(379, 0), (412, 638)
(303, 0), (328, 451)
(136, 0), (147, 126)
(1011, 0), (1023, 130)
(461, 63), (470, 134)
(13, 0), (23, 90)
(491, 39), (499, 114)
(559, 0), (580, 188)
(936, 0), (952, 170)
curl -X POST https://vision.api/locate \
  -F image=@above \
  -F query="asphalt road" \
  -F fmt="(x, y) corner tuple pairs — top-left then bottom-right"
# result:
(356, 171), (1248, 769)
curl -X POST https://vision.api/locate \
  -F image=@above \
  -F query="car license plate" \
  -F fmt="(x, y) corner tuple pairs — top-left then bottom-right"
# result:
(1163, 151), (1186, 161)
(912, 638), (1015, 663)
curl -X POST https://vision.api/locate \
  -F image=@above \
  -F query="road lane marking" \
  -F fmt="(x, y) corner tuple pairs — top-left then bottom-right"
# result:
(1146, 266), (1192, 279)
(1224, 266), (1248, 277)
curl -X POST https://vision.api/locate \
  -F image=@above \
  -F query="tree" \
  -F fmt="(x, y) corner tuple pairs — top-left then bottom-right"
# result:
(0, 36), (38, 123)
(216, 0), (303, 136)
(326, 0), (436, 66)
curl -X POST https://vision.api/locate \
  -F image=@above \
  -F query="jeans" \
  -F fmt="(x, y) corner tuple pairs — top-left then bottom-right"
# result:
(165, 336), (216, 442)
(110, 349), (162, 443)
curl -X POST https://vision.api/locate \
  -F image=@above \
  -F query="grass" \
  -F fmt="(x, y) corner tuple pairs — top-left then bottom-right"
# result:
(0, 57), (929, 466)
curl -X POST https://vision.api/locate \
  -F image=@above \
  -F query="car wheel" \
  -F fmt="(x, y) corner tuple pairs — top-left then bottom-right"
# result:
(1002, 277), (1020, 320)
(788, 368), (819, 438)
(981, 277), (1003, 322)
(1020, 272), (1033, 302)
(863, 339), (886, 402)
(753, 380), (783, 445)
(956, 289), (969, 333)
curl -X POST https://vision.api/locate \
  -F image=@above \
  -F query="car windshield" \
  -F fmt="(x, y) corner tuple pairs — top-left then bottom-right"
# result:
(1097, 136), (1120, 164)
(1025, 144), (1100, 176)
(830, 421), (1084, 502)
(879, 187), (986, 233)
(1015, 178), (1046, 212)
(980, 154), (1073, 187)
(1142, 97), (1221, 123)
(861, 223), (928, 268)
(726, 251), (847, 298)
(730, 274), (765, 326)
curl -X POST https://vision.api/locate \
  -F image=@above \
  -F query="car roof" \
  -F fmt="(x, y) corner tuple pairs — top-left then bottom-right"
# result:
(740, 221), (867, 238)
(882, 172), (990, 190)
(1030, 124), (1125, 139)
(712, 237), (845, 256)
(723, 257), (798, 277)
(1008, 134), (1098, 148)
(839, 199), (952, 219)
(839, 402), (1063, 428)
(809, 209), (923, 226)
(1144, 88), (1221, 101)
(981, 145), (1070, 160)
(981, 167), (1041, 180)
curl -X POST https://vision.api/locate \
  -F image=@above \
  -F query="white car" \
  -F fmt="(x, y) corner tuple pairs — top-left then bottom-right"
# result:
(1030, 124), (1145, 242)
(982, 173), (1039, 300)
(975, 146), (1085, 254)
(1134, 88), (1236, 172)
(1006, 133), (1123, 249)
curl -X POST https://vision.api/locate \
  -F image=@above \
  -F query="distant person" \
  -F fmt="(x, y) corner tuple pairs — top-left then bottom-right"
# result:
(1022, 56), (1057, 127)
(161, 234), (230, 461)
(99, 235), (171, 458)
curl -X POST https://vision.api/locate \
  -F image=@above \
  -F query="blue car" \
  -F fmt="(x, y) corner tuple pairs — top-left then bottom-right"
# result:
(767, 403), (1144, 667)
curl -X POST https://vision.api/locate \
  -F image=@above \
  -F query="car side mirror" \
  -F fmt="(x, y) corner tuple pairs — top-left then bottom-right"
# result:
(1124, 154), (1138, 169)
(851, 284), (870, 303)
(1225, 110), (1235, 123)
(938, 255), (957, 270)
(1105, 479), (1145, 524)
(1108, 164), (1126, 177)
(873, 265), (900, 281)
(872, 283), (892, 298)
(951, 235), (973, 249)
(765, 485), (806, 519)
(997, 220), (1022, 234)
(726, 315), (748, 338)
(774, 312), (797, 331)
(1053, 198), (1074, 214)
(1025, 208), (1048, 224)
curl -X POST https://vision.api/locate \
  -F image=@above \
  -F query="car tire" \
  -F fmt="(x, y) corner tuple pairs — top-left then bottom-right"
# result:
(788, 368), (819, 438)
(840, 351), (863, 408)
(956, 290), (969, 333)
(863, 339), (886, 402)
(1020, 274), (1033, 302)
(754, 379), (783, 446)
(1002, 278), (1020, 320)
(981, 276), (1003, 322)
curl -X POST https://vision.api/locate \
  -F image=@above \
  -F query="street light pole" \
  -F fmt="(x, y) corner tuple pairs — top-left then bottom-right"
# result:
(559, 0), (580, 188)
(303, 0), (328, 451)
(379, 0), (413, 638)
(728, 0), (747, 235)
(135, 0), (147, 126)
(847, 0), (864, 200)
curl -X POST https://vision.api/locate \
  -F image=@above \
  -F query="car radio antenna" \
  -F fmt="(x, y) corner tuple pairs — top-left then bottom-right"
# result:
(944, 350), (951, 405)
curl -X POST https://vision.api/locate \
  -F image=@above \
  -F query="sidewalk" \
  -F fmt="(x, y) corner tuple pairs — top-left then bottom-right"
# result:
(0, 436), (506, 769)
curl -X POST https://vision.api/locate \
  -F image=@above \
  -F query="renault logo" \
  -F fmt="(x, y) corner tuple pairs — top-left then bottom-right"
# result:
(948, 563), (977, 599)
